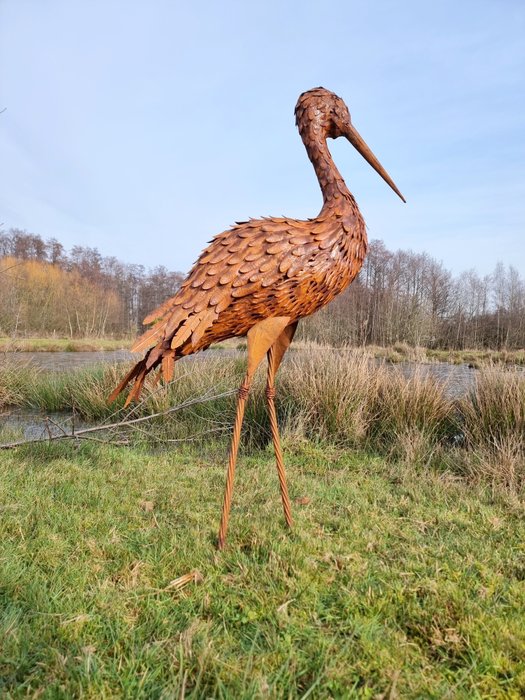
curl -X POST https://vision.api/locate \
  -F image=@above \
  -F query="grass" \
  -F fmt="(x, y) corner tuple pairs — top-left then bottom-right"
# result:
(0, 337), (133, 352)
(1, 440), (525, 698)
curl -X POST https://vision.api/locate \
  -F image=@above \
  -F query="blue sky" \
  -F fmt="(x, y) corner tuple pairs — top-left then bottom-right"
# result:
(1, 0), (524, 275)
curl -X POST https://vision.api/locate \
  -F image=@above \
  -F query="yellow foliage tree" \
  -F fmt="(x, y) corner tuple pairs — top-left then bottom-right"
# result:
(0, 257), (123, 337)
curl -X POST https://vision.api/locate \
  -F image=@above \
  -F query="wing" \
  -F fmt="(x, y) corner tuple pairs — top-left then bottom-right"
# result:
(132, 216), (345, 356)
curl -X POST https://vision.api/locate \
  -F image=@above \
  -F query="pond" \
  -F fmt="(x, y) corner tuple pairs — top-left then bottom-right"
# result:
(383, 360), (476, 398)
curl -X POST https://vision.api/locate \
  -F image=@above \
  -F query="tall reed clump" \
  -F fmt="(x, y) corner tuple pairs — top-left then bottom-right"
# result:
(30, 355), (248, 422)
(369, 366), (456, 463)
(1, 350), (456, 457)
(278, 348), (382, 445)
(278, 348), (455, 462)
(0, 361), (42, 410)
(23, 363), (127, 419)
(456, 367), (525, 493)
(0, 353), (264, 444)
(0, 359), (124, 417)
(3, 350), (525, 496)
(136, 349), (456, 455)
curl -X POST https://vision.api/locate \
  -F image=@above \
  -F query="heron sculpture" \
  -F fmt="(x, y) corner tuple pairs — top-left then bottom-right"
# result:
(110, 87), (405, 548)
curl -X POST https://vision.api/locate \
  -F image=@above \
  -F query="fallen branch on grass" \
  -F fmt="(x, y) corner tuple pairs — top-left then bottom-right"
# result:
(0, 389), (236, 449)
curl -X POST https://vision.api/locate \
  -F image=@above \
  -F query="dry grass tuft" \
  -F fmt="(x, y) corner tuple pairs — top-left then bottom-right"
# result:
(454, 435), (525, 495)
(454, 367), (525, 493)
(459, 366), (525, 446)
(0, 360), (42, 409)
(280, 348), (380, 445)
(371, 366), (455, 461)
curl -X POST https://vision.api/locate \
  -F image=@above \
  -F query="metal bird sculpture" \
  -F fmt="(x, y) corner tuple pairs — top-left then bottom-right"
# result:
(110, 87), (405, 548)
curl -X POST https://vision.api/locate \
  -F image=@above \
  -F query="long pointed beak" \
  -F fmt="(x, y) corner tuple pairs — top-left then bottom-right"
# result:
(346, 123), (406, 203)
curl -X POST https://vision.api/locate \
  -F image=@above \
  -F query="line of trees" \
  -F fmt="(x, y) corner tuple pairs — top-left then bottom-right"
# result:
(1, 227), (524, 348)
(300, 240), (525, 349)
(0, 228), (183, 337)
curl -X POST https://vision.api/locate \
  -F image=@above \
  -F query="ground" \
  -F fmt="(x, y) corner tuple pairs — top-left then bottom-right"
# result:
(1, 441), (524, 698)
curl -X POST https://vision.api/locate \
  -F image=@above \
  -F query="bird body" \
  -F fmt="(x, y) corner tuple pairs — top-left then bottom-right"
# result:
(111, 87), (404, 547)
(133, 206), (366, 359)
(110, 88), (380, 404)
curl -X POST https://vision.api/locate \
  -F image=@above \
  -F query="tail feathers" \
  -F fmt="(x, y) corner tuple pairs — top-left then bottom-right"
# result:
(113, 293), (220, 406)
(108, 348), (179, 406)
(124, 364), (149, 407)
(108, 359), (146, 404)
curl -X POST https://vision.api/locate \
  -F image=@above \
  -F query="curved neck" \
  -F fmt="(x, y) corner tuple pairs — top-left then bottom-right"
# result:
(301, 128), (352, 210)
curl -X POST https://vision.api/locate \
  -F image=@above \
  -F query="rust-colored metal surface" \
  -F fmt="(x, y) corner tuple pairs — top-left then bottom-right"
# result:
(110, 87), (404, 548)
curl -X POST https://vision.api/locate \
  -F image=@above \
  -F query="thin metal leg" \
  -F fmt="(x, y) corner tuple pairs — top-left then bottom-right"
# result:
(217, 376), (251, 549)
(216, 317), (295, 549)
(266, 346), (293, 528)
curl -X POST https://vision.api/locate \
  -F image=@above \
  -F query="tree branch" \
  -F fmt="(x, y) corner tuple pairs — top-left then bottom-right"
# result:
(0, 389), (236, 449)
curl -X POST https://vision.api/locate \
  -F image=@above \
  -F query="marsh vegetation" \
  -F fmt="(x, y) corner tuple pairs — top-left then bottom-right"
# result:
(2, 348), (524, 496)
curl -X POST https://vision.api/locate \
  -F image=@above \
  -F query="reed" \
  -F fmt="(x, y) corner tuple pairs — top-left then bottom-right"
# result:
(454, 367), (525, 493)
(460, 366), (525, 445)
(0, 360), (42, 409)
(370, 366), (455, 463)
(279, 348), (380, 445)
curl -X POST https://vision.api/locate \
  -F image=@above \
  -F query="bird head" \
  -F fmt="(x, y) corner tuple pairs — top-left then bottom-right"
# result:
(295, 87), (405, 202)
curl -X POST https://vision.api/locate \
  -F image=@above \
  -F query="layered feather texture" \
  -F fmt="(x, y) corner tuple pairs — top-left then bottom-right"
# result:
(111, 88), (369, 406)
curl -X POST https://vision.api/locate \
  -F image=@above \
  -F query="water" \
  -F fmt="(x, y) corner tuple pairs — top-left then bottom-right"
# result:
(1, 348), (238, 371)
(1, 409), (93, 441)
(380, 360), (476, 398)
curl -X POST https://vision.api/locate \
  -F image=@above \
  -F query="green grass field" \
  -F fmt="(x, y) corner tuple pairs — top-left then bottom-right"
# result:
(1, 440), (524, 698)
